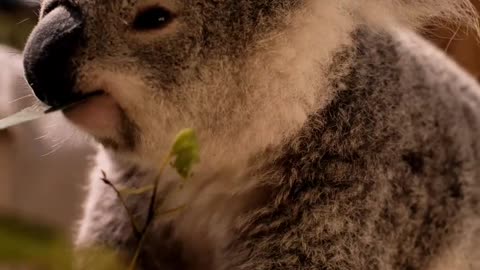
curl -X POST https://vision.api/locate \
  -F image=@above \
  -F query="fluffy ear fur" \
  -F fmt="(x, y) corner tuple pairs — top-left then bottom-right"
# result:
(344, 0), (478, 32)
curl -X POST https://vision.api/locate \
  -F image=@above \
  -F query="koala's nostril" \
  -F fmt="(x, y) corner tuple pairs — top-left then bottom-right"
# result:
(23, 4), (84, 107)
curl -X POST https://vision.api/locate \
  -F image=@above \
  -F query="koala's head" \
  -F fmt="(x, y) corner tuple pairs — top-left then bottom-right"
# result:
(23, 0), (477, 166)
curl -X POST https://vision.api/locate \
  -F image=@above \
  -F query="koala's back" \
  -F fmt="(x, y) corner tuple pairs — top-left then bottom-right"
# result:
(214, 28), (480, 270)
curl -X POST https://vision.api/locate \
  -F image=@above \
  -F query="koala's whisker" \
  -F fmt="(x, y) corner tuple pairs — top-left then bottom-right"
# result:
(34, 133), (50, 141)
(16, 18), (31, 25)
(40, 143), (64, 157)
(444, 25), (461, 52)
(40, 137), (71, 157)
(8, 94), (34, 104)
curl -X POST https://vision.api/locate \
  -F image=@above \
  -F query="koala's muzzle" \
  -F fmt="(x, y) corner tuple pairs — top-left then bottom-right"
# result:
(23, 3), (84, 108)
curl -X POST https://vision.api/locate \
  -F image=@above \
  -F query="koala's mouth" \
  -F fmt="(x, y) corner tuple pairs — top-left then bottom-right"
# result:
(60, 90), (124, 140)
(45, 90), (106, 113)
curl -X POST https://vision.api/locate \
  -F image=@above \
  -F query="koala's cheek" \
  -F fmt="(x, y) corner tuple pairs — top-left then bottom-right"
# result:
(63, 94), (121, 138)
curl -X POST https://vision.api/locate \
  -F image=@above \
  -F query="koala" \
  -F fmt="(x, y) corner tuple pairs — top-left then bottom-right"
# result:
(22, 0), (480, 269)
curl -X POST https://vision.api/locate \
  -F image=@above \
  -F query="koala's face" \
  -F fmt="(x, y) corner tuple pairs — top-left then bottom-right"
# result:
(24, 0), (317, 164)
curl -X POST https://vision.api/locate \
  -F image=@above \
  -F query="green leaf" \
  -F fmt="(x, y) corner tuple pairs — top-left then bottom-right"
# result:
(170, 128), (200, 178)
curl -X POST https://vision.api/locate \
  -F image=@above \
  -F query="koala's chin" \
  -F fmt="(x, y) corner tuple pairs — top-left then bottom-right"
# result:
(62, 94), (118, 136)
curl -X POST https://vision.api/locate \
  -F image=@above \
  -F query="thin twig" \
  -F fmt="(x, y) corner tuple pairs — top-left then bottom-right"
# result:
(101, 171), (141, 240)
(128, 222), (152, 270)
(157, 204), (186, 217)
(119, 185), (155, 196)
(129, 153), (174, 270)
(144, 153), (174, 230)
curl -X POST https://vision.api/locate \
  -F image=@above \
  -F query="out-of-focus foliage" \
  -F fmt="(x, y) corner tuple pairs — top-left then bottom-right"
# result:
(0, 213), (127, 270)
(0, 214), (73, 270)
(0, 1), (37, 49)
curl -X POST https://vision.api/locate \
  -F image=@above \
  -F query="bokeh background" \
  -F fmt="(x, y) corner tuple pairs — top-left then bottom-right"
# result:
(0, 0), (479, 234)
(0, 0), (94, 237)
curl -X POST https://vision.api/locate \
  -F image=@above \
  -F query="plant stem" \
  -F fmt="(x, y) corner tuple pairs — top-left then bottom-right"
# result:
(143, 153), (173, 232)
(127, 221), (151, 270)
(100, 171), (141, 240)
(128, 153), (173, 270)
(119, 185), (155, 196)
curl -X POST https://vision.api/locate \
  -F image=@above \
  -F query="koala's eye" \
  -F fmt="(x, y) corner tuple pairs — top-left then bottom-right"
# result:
(132, 6), (174, 31)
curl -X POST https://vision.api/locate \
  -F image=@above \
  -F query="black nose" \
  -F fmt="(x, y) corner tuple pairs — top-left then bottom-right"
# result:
(23, 3), (84, 108)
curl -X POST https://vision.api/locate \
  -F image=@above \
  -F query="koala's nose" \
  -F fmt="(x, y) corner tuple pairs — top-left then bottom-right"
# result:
(23, 4), (84, 108)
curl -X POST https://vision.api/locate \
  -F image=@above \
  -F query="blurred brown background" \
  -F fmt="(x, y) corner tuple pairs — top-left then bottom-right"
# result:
(0, 1), (37, 49)
(0, 1), (479, 233)
(425, 0), (480, 80)
(0, 1), (94, 235)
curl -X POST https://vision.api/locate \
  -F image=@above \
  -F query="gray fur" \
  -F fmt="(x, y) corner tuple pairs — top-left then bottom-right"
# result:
(27, 0), (480, 269)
